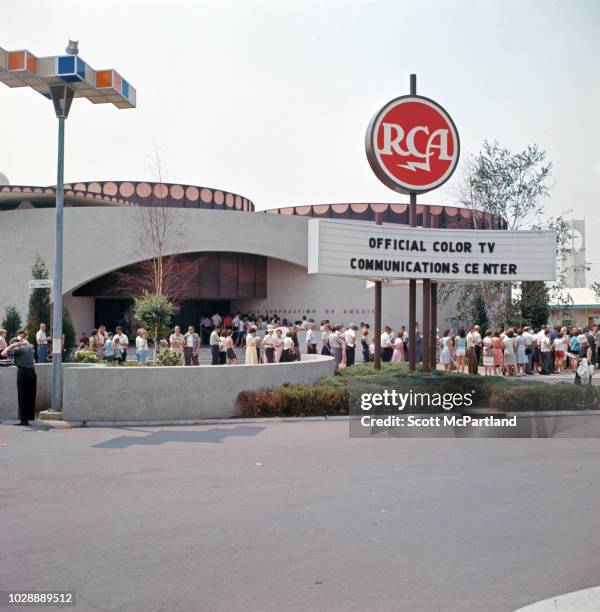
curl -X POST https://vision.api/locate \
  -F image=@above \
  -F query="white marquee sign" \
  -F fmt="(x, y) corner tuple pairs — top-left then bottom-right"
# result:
(308, 219), (556, 282)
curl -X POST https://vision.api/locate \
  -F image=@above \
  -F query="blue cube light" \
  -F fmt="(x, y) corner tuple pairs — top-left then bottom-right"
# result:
(57, 56), (86, 82)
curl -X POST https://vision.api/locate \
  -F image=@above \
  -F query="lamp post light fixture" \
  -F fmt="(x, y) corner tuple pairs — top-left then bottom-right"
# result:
(0, 41), (136, 413)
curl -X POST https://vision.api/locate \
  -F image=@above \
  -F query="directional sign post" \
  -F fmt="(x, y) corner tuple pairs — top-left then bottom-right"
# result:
(29, 279), (53, 290)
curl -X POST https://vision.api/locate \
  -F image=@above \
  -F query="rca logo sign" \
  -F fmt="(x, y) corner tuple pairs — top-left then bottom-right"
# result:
(366, 96), (459, 194)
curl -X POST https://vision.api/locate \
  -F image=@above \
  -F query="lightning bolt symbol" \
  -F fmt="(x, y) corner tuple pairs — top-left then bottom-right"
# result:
(398, 160), (431, 172)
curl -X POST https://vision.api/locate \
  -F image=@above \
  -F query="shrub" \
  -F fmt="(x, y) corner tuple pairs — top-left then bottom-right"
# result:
(236, 384), (348, 418)
(74, 349), (99, 363)
(488, 382), (600, 412)
(62, 308), (76, 350)
(2, 305), (22, 341)
(106, 359), (155, 367)
(133, 292), (173, 349)
(156, 349), (182, 367)
(236, 365), (600, 418)
(26, 256), (51, 343)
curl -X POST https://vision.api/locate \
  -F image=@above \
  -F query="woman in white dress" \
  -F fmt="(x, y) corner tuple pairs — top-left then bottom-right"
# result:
(482, 330), (494, 376)
(440, 329), (453, 371)
(245, 327), (259, 365)
(502, 329), (517, 376)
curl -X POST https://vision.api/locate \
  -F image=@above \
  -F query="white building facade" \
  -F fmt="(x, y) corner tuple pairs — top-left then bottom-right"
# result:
(0, 180), (507, 337)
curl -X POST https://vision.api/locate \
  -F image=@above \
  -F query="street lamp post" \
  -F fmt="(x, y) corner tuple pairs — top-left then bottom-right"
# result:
(49, 83), (73, 413)
(0, 40), (136, 412)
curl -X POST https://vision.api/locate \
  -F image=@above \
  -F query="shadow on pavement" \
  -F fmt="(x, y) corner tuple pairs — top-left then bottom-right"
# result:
(92, 426), (266, 449)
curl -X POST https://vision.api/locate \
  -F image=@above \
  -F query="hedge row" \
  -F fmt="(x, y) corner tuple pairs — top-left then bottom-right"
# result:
(236, 384), (348, 418)
(234, 363), (600, 417)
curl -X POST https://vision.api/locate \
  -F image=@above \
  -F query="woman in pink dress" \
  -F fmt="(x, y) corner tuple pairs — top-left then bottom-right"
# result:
(274, 329), (284, 363)
(392, 332), (405, 362)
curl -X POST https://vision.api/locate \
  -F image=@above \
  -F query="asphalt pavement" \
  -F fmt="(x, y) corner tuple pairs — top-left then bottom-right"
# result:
(1, 421), (600, 612)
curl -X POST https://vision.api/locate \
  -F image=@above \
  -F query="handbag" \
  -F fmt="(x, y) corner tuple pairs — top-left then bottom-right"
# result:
(577, 358), (591, 379)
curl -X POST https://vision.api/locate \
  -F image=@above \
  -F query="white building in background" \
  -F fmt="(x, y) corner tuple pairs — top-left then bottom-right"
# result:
(560, 219), (587, 288)
(548, 219), (600, 328)
(0, 179), (507, 337)
(548, 287), (600, 329)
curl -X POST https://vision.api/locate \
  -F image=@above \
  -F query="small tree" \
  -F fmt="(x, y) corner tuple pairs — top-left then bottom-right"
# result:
(441, 140), (563, 329)
(133, 291), (174, 358)
(2, 305), (22, 341)
(470, 289), (489, 335)
(519, 281), (549, 328)
(62, 308), (76, 352)
(26, 256), (51, 342)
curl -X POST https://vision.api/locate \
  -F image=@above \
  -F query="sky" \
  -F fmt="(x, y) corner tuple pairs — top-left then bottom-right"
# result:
(2, 0), (600, 276)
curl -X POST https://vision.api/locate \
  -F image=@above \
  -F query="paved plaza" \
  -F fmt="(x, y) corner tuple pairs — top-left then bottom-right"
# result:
(2, 420), (600, 611)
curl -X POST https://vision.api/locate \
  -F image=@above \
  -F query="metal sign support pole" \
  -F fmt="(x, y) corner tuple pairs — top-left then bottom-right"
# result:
(373, 211), (383, 369)
(408, 73), (417, 372)
(422, 205), (431, 372)
(430, 283), (438, 370)
(430, 213), (438, 370)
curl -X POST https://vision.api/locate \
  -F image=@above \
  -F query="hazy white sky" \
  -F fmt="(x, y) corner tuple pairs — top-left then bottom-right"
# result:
(2, 0), (599, 273)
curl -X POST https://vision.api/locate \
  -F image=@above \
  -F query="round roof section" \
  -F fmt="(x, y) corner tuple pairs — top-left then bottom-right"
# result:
(264, 203), (507, 230)
(0, 181), (254, 212)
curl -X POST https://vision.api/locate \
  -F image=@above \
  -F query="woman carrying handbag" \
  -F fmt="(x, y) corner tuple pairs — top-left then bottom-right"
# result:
(571, 335), (594, 385)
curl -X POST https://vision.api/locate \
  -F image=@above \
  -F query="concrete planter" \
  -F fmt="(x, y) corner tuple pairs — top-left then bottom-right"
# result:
(61, 354), (335, 422)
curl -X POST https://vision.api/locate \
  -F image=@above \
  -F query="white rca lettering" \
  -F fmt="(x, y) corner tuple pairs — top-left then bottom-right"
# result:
(377, 124), (453, 172)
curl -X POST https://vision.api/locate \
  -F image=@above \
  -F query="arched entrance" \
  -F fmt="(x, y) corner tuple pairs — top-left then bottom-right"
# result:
(73, 251), (268, 336)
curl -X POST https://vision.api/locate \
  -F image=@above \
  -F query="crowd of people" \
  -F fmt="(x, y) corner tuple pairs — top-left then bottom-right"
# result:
(3, 315), (598, 383)
(2, 315), (598, 427)
(75, 315), (309, 366)
(438, 325), (600, 383)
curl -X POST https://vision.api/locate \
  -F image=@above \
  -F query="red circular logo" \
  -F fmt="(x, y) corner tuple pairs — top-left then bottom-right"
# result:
(365, 95), (460, 194)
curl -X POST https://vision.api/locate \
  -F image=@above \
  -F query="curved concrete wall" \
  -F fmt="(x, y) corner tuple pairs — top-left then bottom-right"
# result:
(61, 355), (335, 423)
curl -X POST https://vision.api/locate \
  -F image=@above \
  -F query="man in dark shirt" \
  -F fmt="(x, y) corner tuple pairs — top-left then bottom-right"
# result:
(1, 330), (37, 426)
(291, 325), (301, 361)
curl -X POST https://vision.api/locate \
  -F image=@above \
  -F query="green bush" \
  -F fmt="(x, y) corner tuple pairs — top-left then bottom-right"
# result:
(236, 383), (348, 418)
(488, 382), (600, 412)
(156, 349), (183, 367)
(235, 364), (600, 418)
(133, 292), (173, 348)
(62, 308), (76, 350)
(106, 360), (155, 367)
(74, 349), (99, 363)
(2, 305), (22, 341)
(26, 256), (51, 344)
